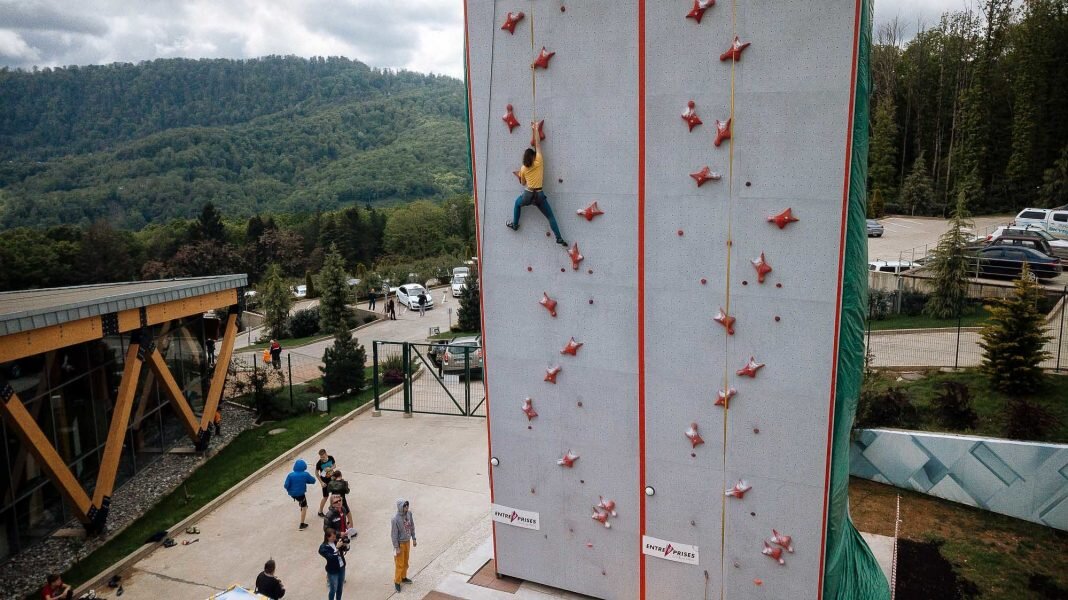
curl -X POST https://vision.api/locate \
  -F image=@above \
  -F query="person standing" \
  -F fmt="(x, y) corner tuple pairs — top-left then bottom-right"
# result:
(368, 290), (376, 311)
(417, 292), (427, 318)
(41, 574), (73, 600)
(323, 494), (354, 541)
(269, 339), (283, 370)
(205, 337), (216, 366)
(314, 449), (337, 517)
(255, 559), (286, 599)
(283, 459), (317, 530)
(328, 470), (352, 515)
(387, 297), (397, 320)
(319, 528), (347, 600)
(390, 498), (417, 592)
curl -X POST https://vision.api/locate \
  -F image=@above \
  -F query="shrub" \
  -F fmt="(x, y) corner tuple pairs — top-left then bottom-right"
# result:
(932, 381), (979, 430)
(320, 332), (366, 396)
(380, 353), (406, 385)
(286, 307), (321, 338)
(979, 268), (1052, 393)
(899, 291), (928, 317)
(1005, 397), (1058, 441)
(856, 386), (920, 429)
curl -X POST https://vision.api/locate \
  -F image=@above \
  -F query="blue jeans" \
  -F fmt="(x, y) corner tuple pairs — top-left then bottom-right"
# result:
(513, 190), (563, 241)
(327, 568), (345, 600)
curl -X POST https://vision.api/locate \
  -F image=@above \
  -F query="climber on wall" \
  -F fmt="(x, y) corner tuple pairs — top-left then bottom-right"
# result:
(506, 122), (567, 246)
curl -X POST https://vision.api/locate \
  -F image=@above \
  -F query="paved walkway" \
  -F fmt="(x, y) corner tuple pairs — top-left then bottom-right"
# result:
(106, 411), (489, 600)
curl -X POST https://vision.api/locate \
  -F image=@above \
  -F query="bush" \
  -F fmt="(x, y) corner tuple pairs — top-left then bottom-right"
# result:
(979, 269), (1052, 393)
(932, 381), (979, 430)
(380, 353), (406, 385)
(900, 291), (928, 317)
(1005, 397), (1058, 440)
(320, 332), (367, 396)
(286, 307), (321, 338)
(856, 386), (921, 429)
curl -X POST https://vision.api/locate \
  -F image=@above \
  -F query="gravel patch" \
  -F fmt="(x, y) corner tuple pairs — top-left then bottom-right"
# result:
(0, 403), (257, 600)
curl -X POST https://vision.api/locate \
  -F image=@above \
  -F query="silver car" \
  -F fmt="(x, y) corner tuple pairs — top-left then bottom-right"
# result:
(441, 336), (483, 375)
(397, 284), (434, 310)
(866, 219), (884, 237)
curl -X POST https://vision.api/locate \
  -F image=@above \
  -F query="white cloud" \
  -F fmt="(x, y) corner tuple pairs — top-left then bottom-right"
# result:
(0, 30), (41, 63)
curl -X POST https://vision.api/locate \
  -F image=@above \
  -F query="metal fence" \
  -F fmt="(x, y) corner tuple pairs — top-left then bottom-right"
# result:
(372, 341), (486, 417)
(225, 347), (328, 411)
(865, 284), (1068, 370)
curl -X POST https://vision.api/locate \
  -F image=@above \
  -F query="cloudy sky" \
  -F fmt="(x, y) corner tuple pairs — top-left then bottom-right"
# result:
(0, 0), (977, 78)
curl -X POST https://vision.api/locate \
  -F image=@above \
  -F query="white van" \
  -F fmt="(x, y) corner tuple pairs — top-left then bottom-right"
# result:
(1012, 207), (1068, 239)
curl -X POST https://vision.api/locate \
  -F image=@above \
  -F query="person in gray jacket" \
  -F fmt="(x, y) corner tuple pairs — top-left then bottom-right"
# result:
(390, 498), (417, 592)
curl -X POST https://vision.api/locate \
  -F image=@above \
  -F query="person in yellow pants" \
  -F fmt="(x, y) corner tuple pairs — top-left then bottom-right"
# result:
(391, 498), (417, 592)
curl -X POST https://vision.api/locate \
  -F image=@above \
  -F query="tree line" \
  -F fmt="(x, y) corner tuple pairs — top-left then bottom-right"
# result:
(869, 0), (1068, 217)
(0, 197), (477, 292)
(0, 56), (469, 229)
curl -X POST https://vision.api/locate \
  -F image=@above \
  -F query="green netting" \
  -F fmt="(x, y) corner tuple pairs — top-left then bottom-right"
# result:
(823, 1), (891, 599)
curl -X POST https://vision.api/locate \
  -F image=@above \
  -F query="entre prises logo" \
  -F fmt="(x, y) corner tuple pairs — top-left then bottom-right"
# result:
(643, 536), (699, 565)
(491, 504), (540, 530)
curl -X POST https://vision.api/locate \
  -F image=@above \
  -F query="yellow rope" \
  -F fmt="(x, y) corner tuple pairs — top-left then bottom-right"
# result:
(719, 2), (739, 598)
(529, 2), (537, 120)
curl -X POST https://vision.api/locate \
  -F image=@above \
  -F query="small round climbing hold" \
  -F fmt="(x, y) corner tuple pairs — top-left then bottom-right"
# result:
(561, 5), (566, 12)
(754, 579), (763, 586)
(527, 266), (533, 272)
(577, 401), (583, 407)
(528, 425), (532, 430)
(750, 512), (756, 517)
(776, 282), (782, 288)
(742, 280), (748, 286)
(700, 278), (707, 285)
(587, 269), (593, 274)
(580, 479), (585, 484)
(532, 487), (536, 494)
(753, 427), (760, 434)
(691, 452), (696, 458)
(588, 299), (594, 305)
(560, 268), (566, 273)
(774, 316), (781, 322)
(558, 178), (563, 183)
(546, 231), (551, 237)
(677, 229), (684, 236)
(691, 520), (696, 526)
(746, 181), (752, 187)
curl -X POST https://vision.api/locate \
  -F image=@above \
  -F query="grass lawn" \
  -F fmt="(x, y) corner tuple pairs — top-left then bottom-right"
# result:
(246, 333), (331, 351)
(60, 379), (375, 591)
(850, 477), (1068, 598)
(863, 369), (1068, 443)
(868, 307), (991, 331)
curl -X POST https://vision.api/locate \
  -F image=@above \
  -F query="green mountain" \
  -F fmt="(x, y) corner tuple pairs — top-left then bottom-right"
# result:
(0, 56), (470, 229)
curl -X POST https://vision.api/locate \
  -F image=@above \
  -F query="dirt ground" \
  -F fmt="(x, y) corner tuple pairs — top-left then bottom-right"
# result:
(849, 477), (1068, 599)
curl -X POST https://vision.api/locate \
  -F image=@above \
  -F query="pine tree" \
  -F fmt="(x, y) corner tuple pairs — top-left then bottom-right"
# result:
(899, 152), (935, 216)
(1040, 144), (1068, 208)
(978, 265), (1052, 393)
(193, 202), (226, 243)
(318, 246), (351, 335)
(868, 97), (899, 208)
(924, 191), (974, 319)
(320, 332), (366, 396)
(261, 263), (292, 340)
(457, 271), (481, 333)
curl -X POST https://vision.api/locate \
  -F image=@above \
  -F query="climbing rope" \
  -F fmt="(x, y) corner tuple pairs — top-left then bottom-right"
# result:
(529, 2), (537, 120)
(477, 0), (498, 255)
(719, 1), (740, 598)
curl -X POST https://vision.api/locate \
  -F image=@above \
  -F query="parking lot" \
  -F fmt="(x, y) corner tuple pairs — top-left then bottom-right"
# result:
(868, 214), (1010, 264)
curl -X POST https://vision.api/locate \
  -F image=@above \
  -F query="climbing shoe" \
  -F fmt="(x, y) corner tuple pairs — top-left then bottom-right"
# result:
(506, 221), (519, 231)
(556, 237), (568, 247)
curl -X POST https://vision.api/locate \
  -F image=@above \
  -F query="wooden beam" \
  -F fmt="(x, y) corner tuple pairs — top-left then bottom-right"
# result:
(0, 382), (92, 522)
(0, 288), (239, 363)
(91, 342), (143, 506)
(146, 348), (201, 442)
(200, 311), (238, 431)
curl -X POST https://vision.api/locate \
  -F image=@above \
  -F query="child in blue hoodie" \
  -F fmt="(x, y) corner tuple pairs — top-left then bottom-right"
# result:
(283, 459), (317, 530)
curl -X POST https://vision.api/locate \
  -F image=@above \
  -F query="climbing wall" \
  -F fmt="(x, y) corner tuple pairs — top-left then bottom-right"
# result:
(466, 1), (887, 599)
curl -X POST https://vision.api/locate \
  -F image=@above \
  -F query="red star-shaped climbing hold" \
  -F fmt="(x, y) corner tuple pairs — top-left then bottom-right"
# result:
(532, 47), (555, 70)
(714, 118), (732, 147)
(768, 208), (800, 230)
(522, 398), (538, 421)
(501, 11), (525, 34)
(686, 0), (715, 24)
(714, 307), (735, 335)
(557, 450), (580, 468)
(770, 529), (794, 553)
(568, 242), (584, 270)
(682, 100), (703, 131)
(561, 337), (584, 356)
(690, 166), (722, 187)
(751, 252), (773, 283)
(715, 387), (737, 408)
(685, 422), (705, 448)
(736, 356), (765, 378)
(530, 120), (545, 146)
(577, 201), (604, 222)
(725, 479), (751, 499)
(502, 104), (520, 132)
(544, 365), (562, 384)
(719, 36), (751, 62)
(763, 541), (785, 565)
(540, 292), (558, 317)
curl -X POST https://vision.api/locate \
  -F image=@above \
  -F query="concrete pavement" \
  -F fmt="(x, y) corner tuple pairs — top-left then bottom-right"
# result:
(102, 411), (489, 600)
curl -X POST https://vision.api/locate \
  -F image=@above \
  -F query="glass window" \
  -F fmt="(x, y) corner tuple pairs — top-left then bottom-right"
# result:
(1054, 213), (1068, 222)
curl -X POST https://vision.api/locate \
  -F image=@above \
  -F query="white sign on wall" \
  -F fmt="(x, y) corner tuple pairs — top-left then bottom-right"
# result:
(642, 535), (700, 565)
(492, 504), (541, 530)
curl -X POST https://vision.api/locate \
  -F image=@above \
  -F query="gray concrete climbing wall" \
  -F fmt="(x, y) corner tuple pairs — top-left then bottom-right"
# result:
(466, 1), (865, 598)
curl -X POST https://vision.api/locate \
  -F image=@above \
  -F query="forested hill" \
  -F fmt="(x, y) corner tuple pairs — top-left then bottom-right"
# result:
(0, 56), (469, 229)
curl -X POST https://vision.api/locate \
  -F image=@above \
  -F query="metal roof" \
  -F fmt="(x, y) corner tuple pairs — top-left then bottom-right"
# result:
(0, 275), (247, 337)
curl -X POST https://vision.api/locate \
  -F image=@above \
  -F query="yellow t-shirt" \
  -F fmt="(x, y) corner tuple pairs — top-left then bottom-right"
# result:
(519, 151), (544, 190)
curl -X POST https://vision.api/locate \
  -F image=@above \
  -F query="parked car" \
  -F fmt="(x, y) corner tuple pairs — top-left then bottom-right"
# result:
(451, 273), (468, 297)
(397, 284), (434, 310)
(868, 260), (914, 274)
(974, 246), (1062, 281)
(866, 219), (884, 237)
(440, 336), (483, 375)
(986, 226), (1068, 259)
(427, 338), (452, 367)
(1011, 207), (1053, 229)
(293, 284), (307, 299)
(1011, 207), (1068, 239)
